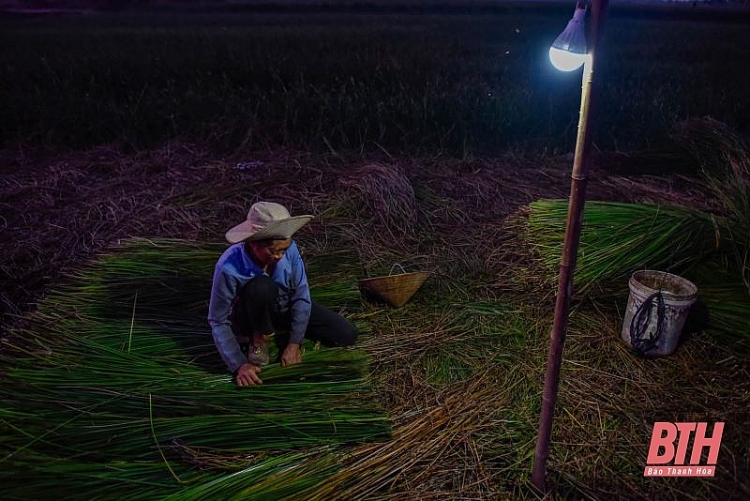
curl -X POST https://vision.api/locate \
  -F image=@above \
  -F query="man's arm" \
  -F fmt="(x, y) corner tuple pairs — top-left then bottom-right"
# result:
(280, 243), (312, 366)
(208, 265), (248, 374)
(287, 242), (312, 345)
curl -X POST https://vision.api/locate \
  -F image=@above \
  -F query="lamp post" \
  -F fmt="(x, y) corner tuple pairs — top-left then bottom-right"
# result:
(531, 0), (609, 492)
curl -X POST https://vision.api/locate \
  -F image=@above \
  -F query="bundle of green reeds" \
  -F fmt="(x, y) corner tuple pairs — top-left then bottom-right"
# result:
(526, 200), (717, 291)
(526, 199), (750, 356)
(0, 448), (339, 501)
(1, 238), (389, 499)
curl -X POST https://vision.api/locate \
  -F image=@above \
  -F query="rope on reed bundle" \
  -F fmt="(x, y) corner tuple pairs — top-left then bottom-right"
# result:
(630, 291), (666, 355)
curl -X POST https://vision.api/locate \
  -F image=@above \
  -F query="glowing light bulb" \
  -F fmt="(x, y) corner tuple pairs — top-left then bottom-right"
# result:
(549, 4), (587, 72)
(549, 47), (588, 72)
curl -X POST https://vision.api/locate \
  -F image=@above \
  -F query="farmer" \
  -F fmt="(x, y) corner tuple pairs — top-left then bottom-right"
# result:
(208, 201), (358, 387)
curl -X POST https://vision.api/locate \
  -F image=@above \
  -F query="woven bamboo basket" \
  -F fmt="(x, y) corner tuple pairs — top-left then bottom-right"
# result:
(358, 264), (430, 308)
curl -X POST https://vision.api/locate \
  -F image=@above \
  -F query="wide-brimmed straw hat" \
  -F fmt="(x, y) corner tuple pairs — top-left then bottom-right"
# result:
(225, 202), (313, 244)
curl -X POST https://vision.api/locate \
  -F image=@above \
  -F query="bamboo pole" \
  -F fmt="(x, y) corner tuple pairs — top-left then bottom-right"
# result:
(531, 0), (609, 492)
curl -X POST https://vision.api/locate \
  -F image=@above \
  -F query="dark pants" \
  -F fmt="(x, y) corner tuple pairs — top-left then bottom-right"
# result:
(232, 275), (357, 351)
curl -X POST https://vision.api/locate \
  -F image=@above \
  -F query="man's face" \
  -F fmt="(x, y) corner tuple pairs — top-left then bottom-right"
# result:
(248, 238), (292, 267)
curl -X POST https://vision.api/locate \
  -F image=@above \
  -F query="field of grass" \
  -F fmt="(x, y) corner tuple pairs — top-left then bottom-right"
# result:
(1, 6), (749, 156)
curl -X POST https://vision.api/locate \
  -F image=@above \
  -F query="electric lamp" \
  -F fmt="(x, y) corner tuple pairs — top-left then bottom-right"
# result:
(549, 3), (588, 72)
(533, 0), (609, 494)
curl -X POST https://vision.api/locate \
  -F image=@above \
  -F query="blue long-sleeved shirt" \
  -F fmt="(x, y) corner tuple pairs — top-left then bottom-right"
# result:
(207, 241), (311, 372)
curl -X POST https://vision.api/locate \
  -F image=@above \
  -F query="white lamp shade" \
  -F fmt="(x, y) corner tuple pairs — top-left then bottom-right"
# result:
(549, 5), (587, 72)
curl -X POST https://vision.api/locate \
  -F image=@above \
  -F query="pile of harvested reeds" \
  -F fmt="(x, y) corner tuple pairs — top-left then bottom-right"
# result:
(1, 238), (390, 499)
(525, 198), (750, 356)
(526, 199), (717, 291)
(521, 121), (750, 356)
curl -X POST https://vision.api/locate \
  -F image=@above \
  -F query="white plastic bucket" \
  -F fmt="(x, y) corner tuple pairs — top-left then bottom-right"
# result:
(620, 270), (697, 357)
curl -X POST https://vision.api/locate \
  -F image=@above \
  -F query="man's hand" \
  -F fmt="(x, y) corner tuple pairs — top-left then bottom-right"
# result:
(235, 363), (263, 387)
(280, 343), (302, 366)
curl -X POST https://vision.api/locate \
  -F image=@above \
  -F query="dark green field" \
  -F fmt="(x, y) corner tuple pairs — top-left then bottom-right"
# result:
(1, 5), (749, 156)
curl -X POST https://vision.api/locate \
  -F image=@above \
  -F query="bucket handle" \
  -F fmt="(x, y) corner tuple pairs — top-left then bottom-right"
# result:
(630, 291), (665, 356)
(389, 263), (406, 276)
